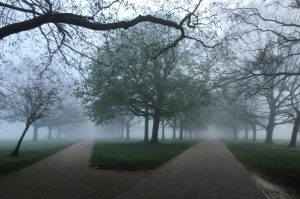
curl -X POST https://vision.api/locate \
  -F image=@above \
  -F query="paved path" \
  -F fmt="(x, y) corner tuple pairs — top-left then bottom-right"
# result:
(0, 139), (267, 199)
(0, 140), (95, 199)
(115, 140), (267, 199)
(0, 140), (147, 199)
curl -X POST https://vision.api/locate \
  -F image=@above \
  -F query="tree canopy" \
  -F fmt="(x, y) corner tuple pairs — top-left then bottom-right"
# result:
(80, 25), (211, 143)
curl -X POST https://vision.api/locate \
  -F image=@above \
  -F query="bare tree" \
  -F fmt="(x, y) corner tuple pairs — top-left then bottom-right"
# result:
(282, 72), (300, 147)
(221, 43), (295, 143)
(226, 0), (300, 77)
(4, 80), (58, 156)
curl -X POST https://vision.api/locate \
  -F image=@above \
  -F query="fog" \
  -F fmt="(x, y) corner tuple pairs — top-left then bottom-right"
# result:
(0, 0), (299, 154)
(0, 119), (116, 140)
(1, 117), (298, 143)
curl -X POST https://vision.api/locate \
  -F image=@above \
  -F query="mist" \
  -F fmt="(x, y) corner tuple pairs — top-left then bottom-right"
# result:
(1, 0), (300, 199)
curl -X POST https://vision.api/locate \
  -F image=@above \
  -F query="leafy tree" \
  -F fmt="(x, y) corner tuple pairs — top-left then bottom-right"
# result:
(80, 25), (211, 143)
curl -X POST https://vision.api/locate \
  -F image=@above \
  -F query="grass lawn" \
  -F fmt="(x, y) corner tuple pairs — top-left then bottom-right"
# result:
(0, 140), (76, 176)
(226, 141), (300, 194)
(91, 140), (197, 171)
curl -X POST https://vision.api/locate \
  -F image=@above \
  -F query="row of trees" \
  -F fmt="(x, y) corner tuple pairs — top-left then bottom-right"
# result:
(1, 0), (300, 149)
(218, 41), (300, 147)
(113, 112), (207, 141)
(79, 25), (212, 144)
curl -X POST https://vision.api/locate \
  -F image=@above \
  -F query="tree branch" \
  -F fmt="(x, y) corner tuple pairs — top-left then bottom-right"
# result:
(0, 13), (183, 40)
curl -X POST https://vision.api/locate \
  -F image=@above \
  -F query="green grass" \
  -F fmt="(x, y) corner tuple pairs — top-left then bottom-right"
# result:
(0, 140), (76, 176)
(91, 141), (197, 171)
(226, 141), (300, 193)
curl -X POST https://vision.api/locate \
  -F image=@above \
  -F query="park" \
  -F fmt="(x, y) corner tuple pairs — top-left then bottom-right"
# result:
(0, 0), (300, 198)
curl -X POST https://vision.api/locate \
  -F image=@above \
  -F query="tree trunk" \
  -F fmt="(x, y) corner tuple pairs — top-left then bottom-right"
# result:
(265, 101), (276, 144)
(161, 118), (165, 141)
(265, 113), (275, 144)
(244, 124), (249, 140)
(121, 125), (124, 139)
(48, 127), (53, 140)
(144, 116), (149, 142)
(251, 124), (256, 142)
(126, 125), (130, 140)
(116, 126), (119, 138)
(184, 131), (188, 138)
(265, 124), (275, 143)
(233, 125), (238, 140)
(179, 121), (184, 140)
(57, 126), (62, 139)
(33, 125), (38, 141)
(151, 114), (161, 144)
(11, 123), (31, 157)
(289, 112), (300, 147)
(172, 118), (176, 139)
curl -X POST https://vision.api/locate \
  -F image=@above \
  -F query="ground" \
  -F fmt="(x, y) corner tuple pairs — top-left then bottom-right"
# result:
(0, 139), (75, 176)
(91, 140), (196, 170)
(0, 139), (266, 199)
(226, 140), (300, 197)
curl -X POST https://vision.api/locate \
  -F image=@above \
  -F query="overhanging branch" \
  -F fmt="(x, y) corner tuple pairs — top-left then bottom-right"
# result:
(0, 13), (184, 40)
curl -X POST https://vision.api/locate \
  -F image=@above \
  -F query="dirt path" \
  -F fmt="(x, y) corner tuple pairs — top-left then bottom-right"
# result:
(0, 140), (149, 199)
(114, 140), (267, 199)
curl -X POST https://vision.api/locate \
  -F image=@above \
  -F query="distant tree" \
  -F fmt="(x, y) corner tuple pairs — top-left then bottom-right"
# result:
(161, 118), (166, 141)
(3, 80), (58, 156)
(31, 120), (44, 141)
(170, 117), (178, 139)
(44, 100), (86, 139)
(116, 112), (136, 140)
(219, 85), (260, 141)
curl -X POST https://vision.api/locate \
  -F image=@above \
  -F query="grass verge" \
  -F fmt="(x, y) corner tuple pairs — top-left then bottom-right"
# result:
(226, 141), (300, 194)
(0, 140), (76, 176)
(91, 140), (197, 171)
